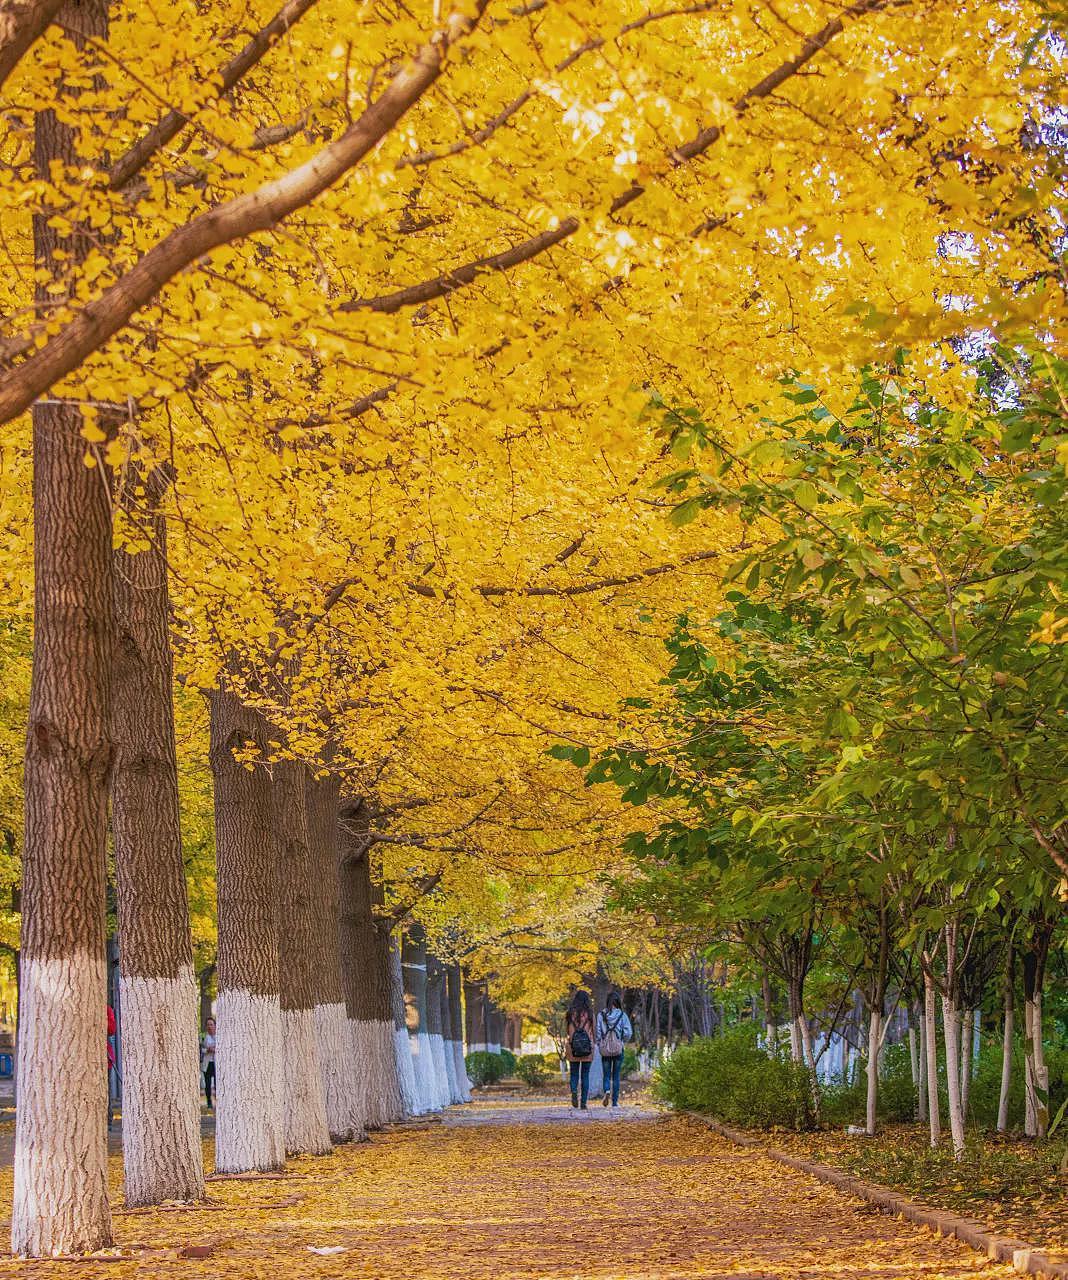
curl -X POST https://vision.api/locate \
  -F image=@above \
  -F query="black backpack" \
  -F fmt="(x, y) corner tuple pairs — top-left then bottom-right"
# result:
(570, 1025), (592, 1058)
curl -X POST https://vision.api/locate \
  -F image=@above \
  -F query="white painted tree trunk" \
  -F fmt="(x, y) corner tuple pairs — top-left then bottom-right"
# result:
(442, 1032), (460, 1102)
(924, 974), (940, 1146)
(394, 1027), (420, 1115)
(916, 1002), (927, 1124)
(1024, 997), (1037, 1136)
(214, 990), (286, 1173)
(788, 1016), (802, 1063)
(450, 1039), (471, 1102)
(411, 1031), (439, 1112)
(281, 1008), (331, 1156)
(942, 995), (965, 1159)
(388, 938), (420, 1116)
(1024, 995), (1048, 1137)
(314, 1001), (361, 1142)
(119, 970), (204, 1204)
(959, 1007), (974, 1122)
(866, 1007), (881, 1136)
(352, 1019), (401, 1129)
(12, 955), (112, 1257)
(997, 991), (1013, 1134)
(429, 1033), (451, 1108)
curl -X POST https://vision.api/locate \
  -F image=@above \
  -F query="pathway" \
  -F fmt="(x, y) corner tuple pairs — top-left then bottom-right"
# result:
(0, 1100), (1019, 1277)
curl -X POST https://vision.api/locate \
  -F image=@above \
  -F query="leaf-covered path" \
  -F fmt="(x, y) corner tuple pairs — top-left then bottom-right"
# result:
(0, 1102), (1020, 1278)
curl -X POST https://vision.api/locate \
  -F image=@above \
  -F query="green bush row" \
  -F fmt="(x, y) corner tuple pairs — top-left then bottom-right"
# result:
(655, 1026), (1068, 1132)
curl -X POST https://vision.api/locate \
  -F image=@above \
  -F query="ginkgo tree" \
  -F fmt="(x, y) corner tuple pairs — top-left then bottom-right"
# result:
(0, 0), (1063, 1257)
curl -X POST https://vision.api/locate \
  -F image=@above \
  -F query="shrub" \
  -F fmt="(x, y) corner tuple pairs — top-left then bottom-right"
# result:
(621, 1046), (639, 1079)
(465, 1051), (509, 1087)
(653, 1026), (816, 1130)
(499, 1048), (518, 1076)
(515, 1054), (551, 1087)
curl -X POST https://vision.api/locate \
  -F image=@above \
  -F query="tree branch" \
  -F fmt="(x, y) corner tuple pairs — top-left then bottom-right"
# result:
(344, 0), (897, 315)
(0, 0), (64, 94)
(107, 0), (322, 190)
(0, 0), (492, 425)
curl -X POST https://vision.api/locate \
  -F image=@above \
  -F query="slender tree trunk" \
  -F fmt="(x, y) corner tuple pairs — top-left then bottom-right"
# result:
(272, 761), (330, 1156)
(437, 961), (460, 1102)
(111, 470), (204, 1204)
(924, 972), (941, 1146)
(762, 974), (778, 1055)
(446, 964), (471, 1102)
(997, 963), (1014, 1134)
(304, 768), (361, 1142)
(208, 685), (284, 1173)
(13, 11), (115, 1249)
(336, 799), (387, 1130)
(402, 924), (438, 1111)
(942, 995), (965, 1157)
(425, 957), (451, 1108)
(866, 1006), (881, 1136)
(916, 999), (927, 1124)
(388, 934), (419, 1116)
(1028, 991), (1048, 1137)
(959, 1006), (974, 1123)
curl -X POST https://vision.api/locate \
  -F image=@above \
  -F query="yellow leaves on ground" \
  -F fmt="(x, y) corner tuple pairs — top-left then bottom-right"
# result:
(0, 1103), (1025, 1278)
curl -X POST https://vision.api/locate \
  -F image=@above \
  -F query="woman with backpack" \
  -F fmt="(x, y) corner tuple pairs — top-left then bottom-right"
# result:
(597, 992), (632, 1109)
(564, 990), (596, 1110)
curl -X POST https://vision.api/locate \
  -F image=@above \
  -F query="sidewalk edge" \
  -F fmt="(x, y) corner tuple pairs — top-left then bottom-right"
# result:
(681, 1110), (1068, 1280)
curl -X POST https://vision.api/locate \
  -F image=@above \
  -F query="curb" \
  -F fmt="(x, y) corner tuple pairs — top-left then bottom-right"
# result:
(681, 1111), (1068, 1280)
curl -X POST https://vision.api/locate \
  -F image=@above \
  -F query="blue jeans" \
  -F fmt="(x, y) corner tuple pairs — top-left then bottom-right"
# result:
(602, 1054), (623, 1105)
(569, 1060), (591, 1106)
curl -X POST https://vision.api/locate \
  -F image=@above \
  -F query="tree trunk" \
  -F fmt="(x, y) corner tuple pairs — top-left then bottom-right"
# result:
(402, 925), (439, 1111)
(369, 883), (405, 1124)
(924, 971), (941, 1146)
(198, 964), (216, 1030)
(208, 685), (284, 1173)
(446, 964), (471, 1102)
(13, 11), (115, 1249)
(336, 799), (387, 1131)
(304, 768), (361, 1142)
(388, 934), (420, 1115)
(959, 1006), (974, 1123)
(865, 1006), (881, 1136)
(916, 999), (927, 1124)
(942, 995), (966, 1158)
(997, 953), (1014, 1134)
(464, 976), (488, 1051)
(111, 470), (204, 1205)
(425, 956), (452, 1108)
(437, 961), (461, 1102)
(272, 761), (330, 1156)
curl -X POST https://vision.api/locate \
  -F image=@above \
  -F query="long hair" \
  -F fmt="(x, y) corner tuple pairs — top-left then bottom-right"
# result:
(567, 989), (593, 1026)
(605, 991), (623, 1013)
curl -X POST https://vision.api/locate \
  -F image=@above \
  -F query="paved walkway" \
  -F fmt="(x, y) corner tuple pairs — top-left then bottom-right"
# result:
(0, 1100), (1018, 1277)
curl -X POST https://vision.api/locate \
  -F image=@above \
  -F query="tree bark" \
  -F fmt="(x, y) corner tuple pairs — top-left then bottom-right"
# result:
(272, 761), (330, 1156)
(111, 468), (204, 1205)
(997, 949), (1014, 1134)
(446, 964), (471, 1102)
(942, 995), (966, 1158)
(865, 1007), (881, 1136)
(336, 801), (391, 1131)
(208, 685), (284, 1173)
(12, 3), (114, 1252)
(915, 998), (927, 1124)
(402, 924), (438, 1112)
(304, 768), (361, 1141)
(370, 886), (405, 1124)
(425, 956), (452, 1108)
(388, 933), (419, 1115)
(959, 1006), (974, 1122)
(464, 975), (488, 1051)
(924, 971), (941, 1146)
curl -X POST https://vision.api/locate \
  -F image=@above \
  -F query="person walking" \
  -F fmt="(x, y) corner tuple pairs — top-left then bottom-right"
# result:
(597, 992), (632, 1109)
(201, 1016), (216, 1110)
(565, 990), (595, 1110)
